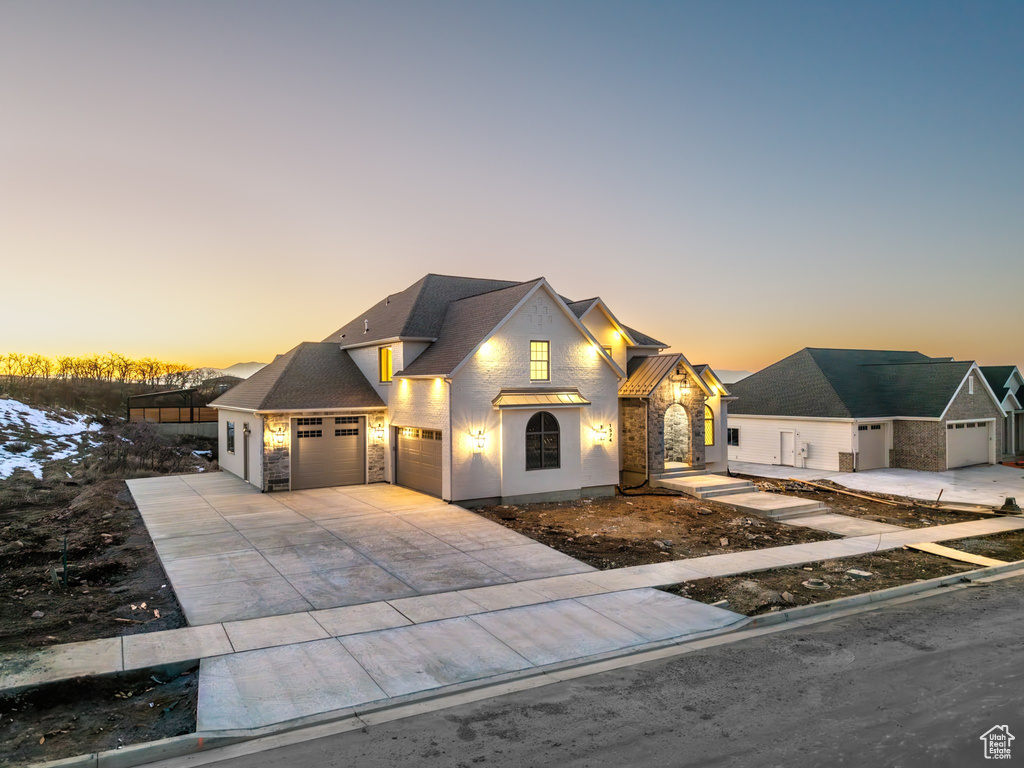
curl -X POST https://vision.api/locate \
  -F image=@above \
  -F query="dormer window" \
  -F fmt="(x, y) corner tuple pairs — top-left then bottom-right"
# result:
(530, 341), (549, 381)
(379, 347), (393, 383)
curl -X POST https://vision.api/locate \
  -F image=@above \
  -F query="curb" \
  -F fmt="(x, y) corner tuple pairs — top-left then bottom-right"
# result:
(24, 559), (1024, 768)
(745, 558), (1024, 628)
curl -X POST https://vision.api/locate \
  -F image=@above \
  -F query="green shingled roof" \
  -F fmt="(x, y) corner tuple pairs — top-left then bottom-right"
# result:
(729, 348), (974, 419)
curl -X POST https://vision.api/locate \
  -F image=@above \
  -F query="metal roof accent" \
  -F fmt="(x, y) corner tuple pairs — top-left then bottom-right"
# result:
(491, 388), (591, 409)
(618, 354), (682, 397)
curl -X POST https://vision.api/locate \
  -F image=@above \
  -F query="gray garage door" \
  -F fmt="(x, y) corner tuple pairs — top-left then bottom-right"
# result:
(291, 416), (365, 490)
(946, 421), (989, 469)
(397, 427), (442, 497)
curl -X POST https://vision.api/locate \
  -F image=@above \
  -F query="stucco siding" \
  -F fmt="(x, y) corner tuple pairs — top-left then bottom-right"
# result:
(450, 286), (620, 502)
(704, 392), (728, 472)
(727, 416), (853, 471)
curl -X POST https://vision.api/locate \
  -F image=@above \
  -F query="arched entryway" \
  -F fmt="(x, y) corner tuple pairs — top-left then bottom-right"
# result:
(664, 403), (691, 467)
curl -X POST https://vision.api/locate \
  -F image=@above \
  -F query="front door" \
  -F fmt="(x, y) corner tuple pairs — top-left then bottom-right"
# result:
(780, 431), (795, 466)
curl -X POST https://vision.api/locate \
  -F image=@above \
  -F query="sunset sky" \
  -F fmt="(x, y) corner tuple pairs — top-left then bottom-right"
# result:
(1, 2), (1020, 374)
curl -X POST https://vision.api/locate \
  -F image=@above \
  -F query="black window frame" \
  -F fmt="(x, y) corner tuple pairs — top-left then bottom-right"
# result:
(727, 427), (739, 447)
(226, 422), (235, 454)
(526, 411), (560, 470)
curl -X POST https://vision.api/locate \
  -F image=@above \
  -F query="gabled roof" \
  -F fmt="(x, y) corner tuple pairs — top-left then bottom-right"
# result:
(618, 353), (713, 398)
(210, 342), (385, 412)
(729, 348), (983, 419)
(565, 298), (666, 349)
(980, 365), (1021, 404)
(322, 274), (521, 347)
(622, 324), (667, 348)
(398, 280), (543, 377)
(619, 354), (680, 397)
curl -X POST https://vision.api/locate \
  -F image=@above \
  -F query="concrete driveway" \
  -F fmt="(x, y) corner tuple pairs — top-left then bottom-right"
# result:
(731, 461), (1024, 506)
(127, 474), (593, 625)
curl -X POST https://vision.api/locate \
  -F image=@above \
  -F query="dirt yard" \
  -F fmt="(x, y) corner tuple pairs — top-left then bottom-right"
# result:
(0, 664), (198, 766)
(668, 549), (977, 616)
(0, 479), (187, 652)
(944, 529), (1024, 562)
(738, 474), (991, 528)
(477, 489), (836, 570)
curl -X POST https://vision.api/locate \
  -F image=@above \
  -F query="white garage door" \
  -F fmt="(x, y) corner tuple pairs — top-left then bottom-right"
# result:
(946, 421), (990, 469)
(397, 427), (442, 497)
(291, 416), (365, 490)
(857, 423), (887, 470)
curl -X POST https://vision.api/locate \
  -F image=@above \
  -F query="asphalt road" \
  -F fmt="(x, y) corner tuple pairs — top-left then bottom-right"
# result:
(209, 577), (1024, 768)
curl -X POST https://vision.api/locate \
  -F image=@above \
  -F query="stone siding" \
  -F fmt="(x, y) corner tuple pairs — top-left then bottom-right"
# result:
(261, 409), (388, 491)
(619, 399), (647, 473)
(838, 452), (855, 472)
(646, 363), (707, 472)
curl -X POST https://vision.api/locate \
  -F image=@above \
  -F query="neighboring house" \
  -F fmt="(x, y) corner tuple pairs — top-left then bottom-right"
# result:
(980, 366), (1024, 459)
(211, 274), (731, 504)
(726, 348), (1004, 472)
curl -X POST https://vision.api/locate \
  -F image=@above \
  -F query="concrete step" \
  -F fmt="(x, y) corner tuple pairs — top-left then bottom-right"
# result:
(652, 467), (707, 480)
(716, 491), (828, 520)
(651, 473), (756, 498)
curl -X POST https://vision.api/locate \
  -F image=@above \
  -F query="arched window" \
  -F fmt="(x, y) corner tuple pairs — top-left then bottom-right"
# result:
(526, 411), (560, 470)
(704, 405), (715, 446)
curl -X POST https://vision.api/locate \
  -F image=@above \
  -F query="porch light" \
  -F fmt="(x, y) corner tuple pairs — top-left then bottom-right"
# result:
(593, 424), (612, 445)
(372, 423), (385, 441)
(675, 380), (692, 401)
(473, 430), (486, 452)
(273, 427), (286, 446)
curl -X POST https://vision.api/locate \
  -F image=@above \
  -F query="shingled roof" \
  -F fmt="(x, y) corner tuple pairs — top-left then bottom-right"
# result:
(980, 366), (1019, 404)
(210, 342), (385, 411)
(564, 298), (667, 348)
(729, 348), (975, 419)
(399, 280), (543, 376)
(322, 274), (521, 346)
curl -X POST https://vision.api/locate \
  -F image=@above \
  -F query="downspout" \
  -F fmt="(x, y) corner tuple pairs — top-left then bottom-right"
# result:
(447, 378), (453, 504)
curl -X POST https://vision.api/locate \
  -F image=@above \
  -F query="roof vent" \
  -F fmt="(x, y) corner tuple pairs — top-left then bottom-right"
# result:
(364, 319), (369, 334)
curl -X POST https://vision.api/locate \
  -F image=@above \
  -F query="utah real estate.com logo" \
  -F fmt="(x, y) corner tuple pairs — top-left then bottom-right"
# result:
(980, 725), (1014, 760)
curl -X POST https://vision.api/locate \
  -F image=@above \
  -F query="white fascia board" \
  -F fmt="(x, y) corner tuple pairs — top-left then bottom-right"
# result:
(255, 406), (386, 415)
(1004, 391), (1022, 411)
(727, 414), (856, 423)
(448, 280), (627, 380)
(939, 363), (1004, 420)
(579, 299), (638, 347)
(209, 405), (257, 413)
(945, 416), (996, 424)
(340, 336), (436, 351)
(698, 366), (731, 397)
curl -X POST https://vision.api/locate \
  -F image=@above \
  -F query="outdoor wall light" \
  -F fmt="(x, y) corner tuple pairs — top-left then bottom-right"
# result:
(593, 424), (612, 445)
(473, 430), (486, 453)
(372, 423), (385, 441)
(675, 380), (692, 401)
(273, 428), (286, 446)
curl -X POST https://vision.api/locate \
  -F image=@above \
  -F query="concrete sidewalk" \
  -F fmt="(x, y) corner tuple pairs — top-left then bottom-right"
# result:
(5, 512), (1022, 701)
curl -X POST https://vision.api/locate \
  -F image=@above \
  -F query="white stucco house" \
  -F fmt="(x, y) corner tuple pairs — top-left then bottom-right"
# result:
(727, 348), (1006, 473)
(211, 274), (731, 505)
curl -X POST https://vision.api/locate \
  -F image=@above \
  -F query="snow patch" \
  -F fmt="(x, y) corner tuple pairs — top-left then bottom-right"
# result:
(0, 398), (103, 479)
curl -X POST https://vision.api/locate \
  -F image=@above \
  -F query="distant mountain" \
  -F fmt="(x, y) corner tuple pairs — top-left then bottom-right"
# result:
(213, 362), (267, 379)
(715, 369), (752, 384)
